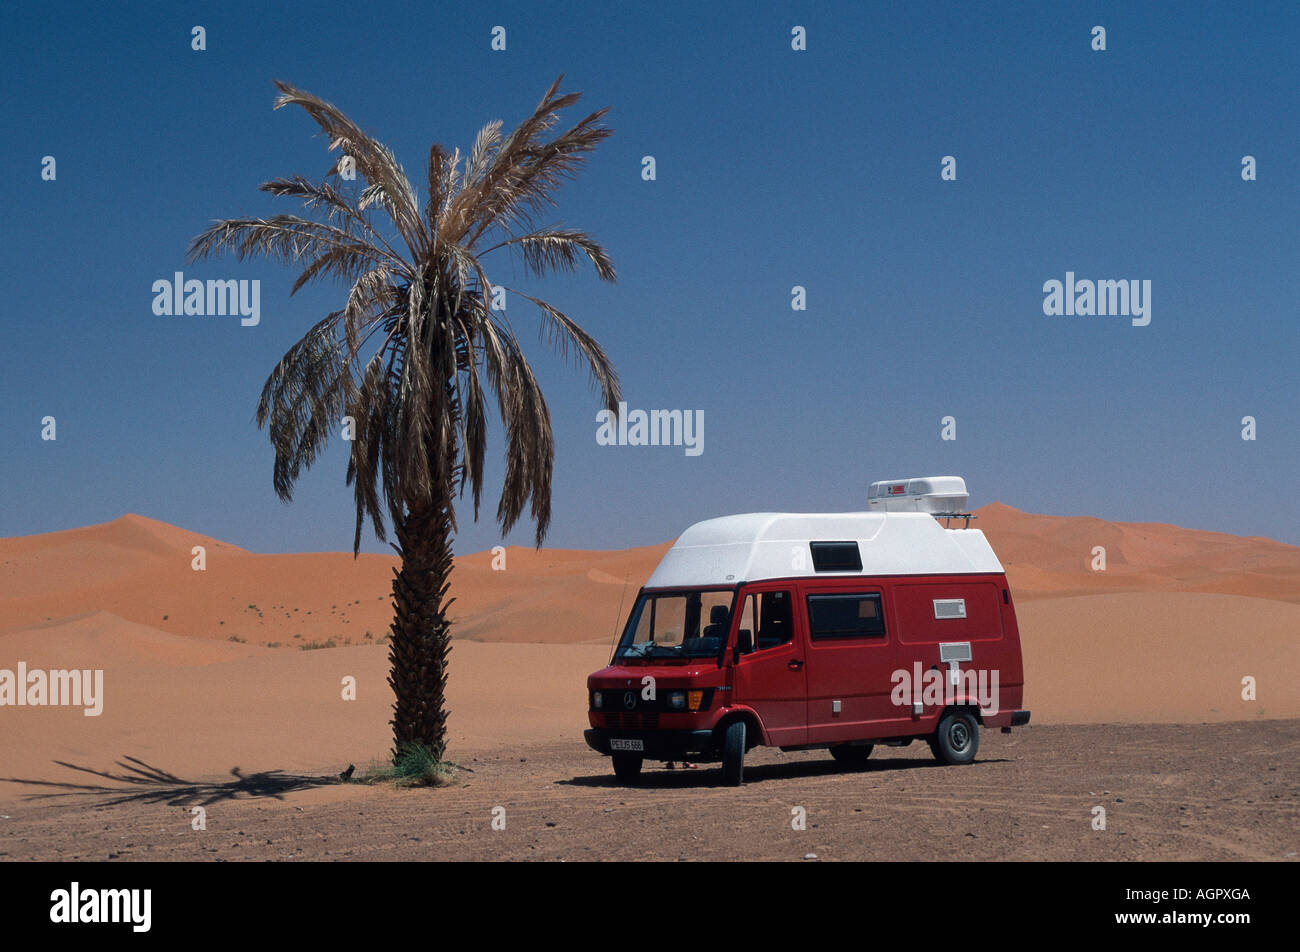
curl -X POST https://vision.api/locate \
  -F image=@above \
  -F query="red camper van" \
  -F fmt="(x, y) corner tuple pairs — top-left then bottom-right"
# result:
(584, 477), (1030, 785)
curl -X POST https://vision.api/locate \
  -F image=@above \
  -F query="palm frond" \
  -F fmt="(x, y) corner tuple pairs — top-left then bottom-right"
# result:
(485, 228), (616, 282)
(272, 80), (426, 258)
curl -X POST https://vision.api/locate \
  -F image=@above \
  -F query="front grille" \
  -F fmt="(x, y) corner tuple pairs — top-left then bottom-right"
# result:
(602, 712), (659, 730)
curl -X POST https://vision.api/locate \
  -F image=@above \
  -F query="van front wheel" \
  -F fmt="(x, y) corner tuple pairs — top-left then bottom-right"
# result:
(612, 753), (643, 783)
(721, 721), (746, 786)
(929, 710), (980, 765)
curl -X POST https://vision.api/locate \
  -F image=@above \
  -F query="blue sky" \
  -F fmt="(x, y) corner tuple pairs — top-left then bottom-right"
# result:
(3, 0), (1297, 554)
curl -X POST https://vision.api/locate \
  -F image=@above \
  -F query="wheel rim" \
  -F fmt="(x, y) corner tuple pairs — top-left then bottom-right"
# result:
(949, 720), (971, 751)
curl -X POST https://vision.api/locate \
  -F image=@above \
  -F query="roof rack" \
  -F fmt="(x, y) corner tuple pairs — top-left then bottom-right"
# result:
(935, 512), (977, 529)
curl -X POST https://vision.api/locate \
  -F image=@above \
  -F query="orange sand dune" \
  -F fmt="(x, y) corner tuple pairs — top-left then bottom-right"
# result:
(0, 610), (265, 668)
(2, 507), (1295, 657)
(0, 514), (668, 647)
(978, 503), (1300, 604)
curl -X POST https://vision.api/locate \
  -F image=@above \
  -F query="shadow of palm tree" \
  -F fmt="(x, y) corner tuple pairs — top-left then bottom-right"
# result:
(0, 756), (343, 807)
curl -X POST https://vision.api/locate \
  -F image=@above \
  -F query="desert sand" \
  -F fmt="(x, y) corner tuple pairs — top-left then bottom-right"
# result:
(0, 504), (1296, 838)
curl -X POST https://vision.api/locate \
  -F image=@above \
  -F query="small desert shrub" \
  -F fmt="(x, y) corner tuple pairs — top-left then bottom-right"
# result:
(353, 745), (459, 788)
(228, 635), (246, 643)
(299, 638), (337, 651)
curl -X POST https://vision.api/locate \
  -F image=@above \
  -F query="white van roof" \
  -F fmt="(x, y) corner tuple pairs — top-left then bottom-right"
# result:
(645, 511), (1003, 589)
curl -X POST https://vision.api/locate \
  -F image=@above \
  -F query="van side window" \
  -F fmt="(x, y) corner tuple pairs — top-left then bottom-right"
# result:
(807, 593), (885, 640)
(756, 591), (794, 650)
(737, 590), (794, 654)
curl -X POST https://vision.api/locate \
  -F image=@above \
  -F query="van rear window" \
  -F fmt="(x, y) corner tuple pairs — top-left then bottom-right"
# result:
(809, 541), (862, 572)
(807, 593), (885, 639)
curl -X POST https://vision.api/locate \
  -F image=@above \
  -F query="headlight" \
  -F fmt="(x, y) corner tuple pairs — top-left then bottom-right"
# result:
(668, 691), (686, 710)
(593, 691), (603, 709)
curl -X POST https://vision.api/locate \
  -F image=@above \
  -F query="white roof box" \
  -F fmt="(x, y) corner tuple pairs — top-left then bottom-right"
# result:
(868, 476), (969, 515)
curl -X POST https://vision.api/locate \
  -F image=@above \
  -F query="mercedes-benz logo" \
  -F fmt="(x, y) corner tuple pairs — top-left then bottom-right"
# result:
(622, 691), (636, 710)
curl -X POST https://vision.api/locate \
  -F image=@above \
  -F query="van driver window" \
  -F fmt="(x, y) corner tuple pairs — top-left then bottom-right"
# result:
(738, 590), (794, 653)
(807, 593), (885, 639)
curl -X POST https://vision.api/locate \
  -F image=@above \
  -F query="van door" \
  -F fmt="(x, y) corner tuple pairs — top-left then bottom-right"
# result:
(729, 586), (807, 746)
(801, 582), (900, 744)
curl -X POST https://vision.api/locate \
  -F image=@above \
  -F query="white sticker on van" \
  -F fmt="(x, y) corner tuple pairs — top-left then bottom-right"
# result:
(933, 598), (966, 619)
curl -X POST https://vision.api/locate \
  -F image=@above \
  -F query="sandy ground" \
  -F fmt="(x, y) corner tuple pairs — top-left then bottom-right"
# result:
(1, 505), (1296, 860)
(0, 723), (1294, 862)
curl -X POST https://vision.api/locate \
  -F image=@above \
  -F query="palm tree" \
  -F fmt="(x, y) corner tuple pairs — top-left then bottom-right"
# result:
(188, 76), (620, 762)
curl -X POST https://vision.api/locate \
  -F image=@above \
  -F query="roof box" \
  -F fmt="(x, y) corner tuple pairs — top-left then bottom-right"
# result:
(867, 476), (969, 515)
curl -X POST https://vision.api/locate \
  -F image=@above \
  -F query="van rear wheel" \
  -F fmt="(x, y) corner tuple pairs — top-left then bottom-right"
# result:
(829, 744), (873, 768)
(929, 710), (979, 765)
(721, 721), (746, 786)
(612, 753), (643, 783)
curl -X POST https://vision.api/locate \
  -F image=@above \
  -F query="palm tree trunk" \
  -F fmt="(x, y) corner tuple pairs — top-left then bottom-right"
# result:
(387, 488), (455, 762)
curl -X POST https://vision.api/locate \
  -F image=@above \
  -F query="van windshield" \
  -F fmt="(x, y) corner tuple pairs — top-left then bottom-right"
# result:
(615, 589), (735, 661)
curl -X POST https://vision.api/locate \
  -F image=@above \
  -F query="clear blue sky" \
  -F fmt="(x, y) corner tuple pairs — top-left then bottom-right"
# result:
(3, 0), (1297, 553)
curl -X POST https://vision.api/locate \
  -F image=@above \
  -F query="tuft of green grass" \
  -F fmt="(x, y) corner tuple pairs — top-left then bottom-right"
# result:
(350, 745), (460, 788)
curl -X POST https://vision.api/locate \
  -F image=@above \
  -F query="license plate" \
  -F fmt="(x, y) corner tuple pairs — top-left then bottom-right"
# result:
(610, 738), (644, 752)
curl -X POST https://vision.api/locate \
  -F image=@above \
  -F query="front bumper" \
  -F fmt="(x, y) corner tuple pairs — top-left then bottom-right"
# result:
(584, 728), (716, 760)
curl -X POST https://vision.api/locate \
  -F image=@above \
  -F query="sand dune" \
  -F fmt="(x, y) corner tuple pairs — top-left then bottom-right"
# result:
(0, 515), (669, 647)
(0, 611), (264, 668)
(2, 505), (1295, 652)
(978, 503), (1300, 604)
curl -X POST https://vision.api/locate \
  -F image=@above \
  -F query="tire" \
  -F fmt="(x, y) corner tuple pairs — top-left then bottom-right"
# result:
(612, 752), (643, 783)
(829, 744), (874, 768)
(721, 721), (746, 786)
(929, 709), (980, 765)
